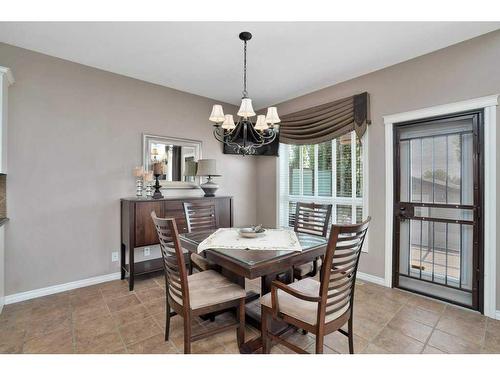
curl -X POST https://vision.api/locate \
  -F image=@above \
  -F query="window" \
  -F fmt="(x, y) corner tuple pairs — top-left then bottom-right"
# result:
(278, 130), (366, 230)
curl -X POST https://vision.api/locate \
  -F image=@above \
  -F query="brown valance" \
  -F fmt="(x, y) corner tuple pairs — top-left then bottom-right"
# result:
(278, 92), (370, 145)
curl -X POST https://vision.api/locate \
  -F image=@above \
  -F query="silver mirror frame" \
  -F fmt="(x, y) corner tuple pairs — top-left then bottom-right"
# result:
(142, 133), (202, 189)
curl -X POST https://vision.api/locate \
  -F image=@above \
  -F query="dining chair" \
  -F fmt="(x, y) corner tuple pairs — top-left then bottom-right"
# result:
(292, 202), (332, 280)
(151, 211), (246, 354)
(183, 201), (219, 273)
(261, 217), (371, 354)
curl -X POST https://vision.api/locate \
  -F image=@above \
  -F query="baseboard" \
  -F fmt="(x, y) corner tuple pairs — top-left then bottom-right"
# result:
(495, 310), (500, 321)
(357, 272), (387, 287)
(4, 272), (121, 305)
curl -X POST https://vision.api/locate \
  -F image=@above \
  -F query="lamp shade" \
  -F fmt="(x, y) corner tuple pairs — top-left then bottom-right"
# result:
(221, 114), (236, 130)
(209, 105), (225, 123)
(237, 98), (256, 118)
(265, 106), (280, 124)
(196, 159), (220, 176)
(254, 115), (268, 131)
(183, 160), (198, 176)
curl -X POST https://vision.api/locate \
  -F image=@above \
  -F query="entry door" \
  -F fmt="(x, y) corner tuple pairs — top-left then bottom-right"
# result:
(393, 111), (483, 311)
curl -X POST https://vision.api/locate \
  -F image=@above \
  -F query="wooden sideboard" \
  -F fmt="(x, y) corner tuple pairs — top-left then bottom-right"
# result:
(120, 196), (233, 290)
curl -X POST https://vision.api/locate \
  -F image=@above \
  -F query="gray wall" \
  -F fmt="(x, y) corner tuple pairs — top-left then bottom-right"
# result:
(0, 43), (257, 295)
(255, 30), (500, 309)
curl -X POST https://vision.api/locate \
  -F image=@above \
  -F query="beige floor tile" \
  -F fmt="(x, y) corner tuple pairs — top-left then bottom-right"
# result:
(105, 294), (141, 313)
(481, 331), (500, 353)
(74, 314), (117, 340)
(75, 330), (126, 354)
(305, 343), (337, 354)
(127, 333), (179, 354)
(324, 331), (368, 354)
(361, 343), (391, 354)
(422, 345), (446, 354)
(435, 315), (486, 345)
(23, 327), (73, 354)
(143, 297), (167, 315)
(135, 286), (165, 303)
(387, 315), (434, 343)
(25, 312), (72, 340)
(118, 316), (162, 346)
(372, 326), (425, 354)
(406, 295), (446, 314)
(393, 305), (441, 327)
(428, 329), (481, 354)
(112, 304), (151, 326)
(0, 326), (26, 353)
(72, 302), (111, 323)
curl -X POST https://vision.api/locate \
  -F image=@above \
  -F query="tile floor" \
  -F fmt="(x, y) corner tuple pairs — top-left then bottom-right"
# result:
(1, 274), (499, 354)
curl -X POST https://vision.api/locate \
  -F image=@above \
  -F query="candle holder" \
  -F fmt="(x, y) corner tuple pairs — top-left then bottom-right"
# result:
(145, 180), (153, 197)
(136, 178), (143, 197)
(152, 173), (163, 199)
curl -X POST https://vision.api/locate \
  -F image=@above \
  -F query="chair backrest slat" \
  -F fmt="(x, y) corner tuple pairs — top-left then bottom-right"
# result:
(318, 217), (370, 326)
(151, 211), (190, 310)
(183, 201), (218, 233)
(293, 202), (332, 237)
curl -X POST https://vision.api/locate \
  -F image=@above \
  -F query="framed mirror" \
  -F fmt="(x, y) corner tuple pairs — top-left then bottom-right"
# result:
(142, 134), (202, 189)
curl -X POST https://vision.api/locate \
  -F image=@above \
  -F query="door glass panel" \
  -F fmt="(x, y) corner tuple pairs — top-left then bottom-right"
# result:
(400, 140), (410, 202)
(421, 138), (433, 203)
(433, 136), (447, 203)
(410, 139), (422, 202)
(461, 133), (474, 205)
(414, 207), (474, 222)
(461, 224), (474, 290)
(447, 134), (462, 204)
(433, 222), (447, 284)
(399, 220), (410, 275)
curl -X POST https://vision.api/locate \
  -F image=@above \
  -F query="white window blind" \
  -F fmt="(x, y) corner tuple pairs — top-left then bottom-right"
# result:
(279, 131), (365, 229)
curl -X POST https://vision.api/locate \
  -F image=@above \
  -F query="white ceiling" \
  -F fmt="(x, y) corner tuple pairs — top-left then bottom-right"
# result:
(0, 22), (499, 109)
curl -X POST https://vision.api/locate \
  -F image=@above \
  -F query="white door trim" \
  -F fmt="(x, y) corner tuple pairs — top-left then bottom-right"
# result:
(383, 94), (499, 318)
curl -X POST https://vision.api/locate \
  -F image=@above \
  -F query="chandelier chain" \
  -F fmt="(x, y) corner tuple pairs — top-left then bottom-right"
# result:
(242, 40), (248, 98)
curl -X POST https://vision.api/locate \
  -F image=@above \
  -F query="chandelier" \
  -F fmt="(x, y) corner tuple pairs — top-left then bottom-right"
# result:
(209, 31), (280, 156)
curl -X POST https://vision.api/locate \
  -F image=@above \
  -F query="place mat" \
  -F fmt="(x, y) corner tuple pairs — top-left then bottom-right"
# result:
(197, 228), (302, 254)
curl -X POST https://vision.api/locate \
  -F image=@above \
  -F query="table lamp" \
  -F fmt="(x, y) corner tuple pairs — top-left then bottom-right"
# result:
(196, 159), (221, 197)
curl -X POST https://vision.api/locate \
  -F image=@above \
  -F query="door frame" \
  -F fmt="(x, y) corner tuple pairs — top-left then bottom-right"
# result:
(383, 94), (498, 319)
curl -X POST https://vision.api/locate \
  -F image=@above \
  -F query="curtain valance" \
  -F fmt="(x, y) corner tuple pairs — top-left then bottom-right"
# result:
(278, 92), (370, 145)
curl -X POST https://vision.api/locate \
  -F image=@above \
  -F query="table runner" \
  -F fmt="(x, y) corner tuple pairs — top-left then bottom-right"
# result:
(197, 228), (302, 254)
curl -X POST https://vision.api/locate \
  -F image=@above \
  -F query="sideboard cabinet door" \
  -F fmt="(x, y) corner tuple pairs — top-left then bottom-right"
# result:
(135, 201), (163, 247)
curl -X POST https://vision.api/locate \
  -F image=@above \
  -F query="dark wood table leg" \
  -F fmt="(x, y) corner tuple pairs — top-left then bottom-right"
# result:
(239, 269), (294, 354)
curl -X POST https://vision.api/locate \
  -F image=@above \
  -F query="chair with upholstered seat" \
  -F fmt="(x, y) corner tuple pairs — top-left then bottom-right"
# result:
(151, 211), (246, 354)
(292, 202), (332, 280)
(183, 201), (219, 273)
(261, 217), (370, 354)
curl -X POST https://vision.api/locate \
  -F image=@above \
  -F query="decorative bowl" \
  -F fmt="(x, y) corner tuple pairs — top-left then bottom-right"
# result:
(238, 227), (266, 238)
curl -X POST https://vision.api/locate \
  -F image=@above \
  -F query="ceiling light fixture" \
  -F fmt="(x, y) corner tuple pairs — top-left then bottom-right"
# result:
(209, 31), (280, 156)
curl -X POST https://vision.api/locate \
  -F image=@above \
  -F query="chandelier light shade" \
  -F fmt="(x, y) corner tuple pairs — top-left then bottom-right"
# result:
(254, 115), (268, 131)
(209, 31), (279, 156)
(237, 98), (256, 118)
(222, 114), (236, 130)
(265, 107), (281, 125)
(209, 105), (225, 123)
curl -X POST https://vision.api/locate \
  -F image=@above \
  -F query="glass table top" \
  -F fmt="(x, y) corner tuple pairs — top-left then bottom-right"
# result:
(180, 230), (327, 266)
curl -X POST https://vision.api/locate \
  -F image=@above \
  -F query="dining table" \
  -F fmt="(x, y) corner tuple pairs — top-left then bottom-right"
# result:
(179, 228), (328, 354)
